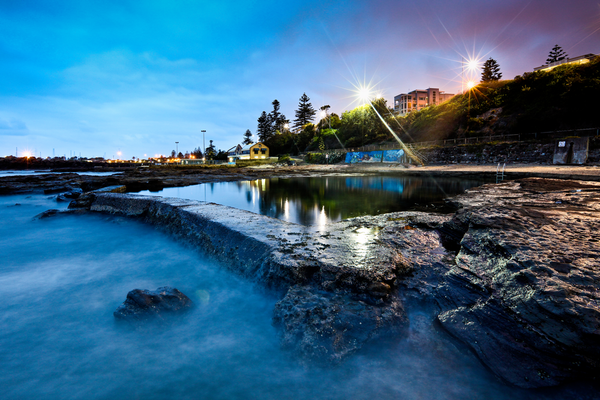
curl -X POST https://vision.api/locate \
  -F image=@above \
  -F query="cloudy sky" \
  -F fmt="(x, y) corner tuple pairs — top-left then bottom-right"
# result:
(1, 0), (599, 159)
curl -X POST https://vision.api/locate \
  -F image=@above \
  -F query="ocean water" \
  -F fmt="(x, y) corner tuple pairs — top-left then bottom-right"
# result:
(0, 194), (586, 399)
(0, 170), (122, 177)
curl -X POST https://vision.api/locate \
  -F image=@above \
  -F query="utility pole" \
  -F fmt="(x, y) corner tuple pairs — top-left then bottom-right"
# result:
(201, 130), (206, 161)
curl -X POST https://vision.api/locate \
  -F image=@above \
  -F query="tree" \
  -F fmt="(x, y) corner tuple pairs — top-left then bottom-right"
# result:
(257, 111), (272, 142)
(293, 93), (316, 129)
(215, 149), (228, 161)
(191, 147), (203, 159)
(546, 45), (567, 64)
(269, 99), (287, 133)
(243, 129), (253, 145)
(205, 140), (216, 160)
(481, 58), (502, 82)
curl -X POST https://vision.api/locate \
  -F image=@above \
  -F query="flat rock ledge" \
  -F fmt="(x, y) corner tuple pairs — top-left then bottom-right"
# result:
(73, 191), (433, 363)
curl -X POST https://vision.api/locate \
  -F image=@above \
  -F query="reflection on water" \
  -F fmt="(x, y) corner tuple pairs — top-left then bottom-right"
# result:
(139, 176), (488, 225)
(351, 226), (379, 261)
(0, 195), (587, 399)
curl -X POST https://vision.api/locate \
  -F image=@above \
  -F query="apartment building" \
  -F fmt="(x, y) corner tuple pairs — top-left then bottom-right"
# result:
(394, 88), (454, 116)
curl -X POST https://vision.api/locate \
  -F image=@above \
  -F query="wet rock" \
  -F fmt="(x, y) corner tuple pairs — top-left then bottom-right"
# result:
(56, 188), (83, 202)
(273, 285), (408, 365)
(432, 178), (600, 388)
(67, 192), (95, 209)
(33, 209), (64, 219)
(114, 287), (193, 324)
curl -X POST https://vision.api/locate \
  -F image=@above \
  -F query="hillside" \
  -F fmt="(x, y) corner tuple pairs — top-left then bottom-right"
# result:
(264, 57), (599, 157)
(399, 56), (600, 143)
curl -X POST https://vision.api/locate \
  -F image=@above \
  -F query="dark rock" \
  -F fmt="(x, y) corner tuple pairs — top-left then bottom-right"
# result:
(56, 188), (83, 202)
(432, 178), (600, 388)
(114, 287), (193, 324)
(33, 209), (61, 219)
(68, 193), (96, 209)
(273, 285), (408, 365)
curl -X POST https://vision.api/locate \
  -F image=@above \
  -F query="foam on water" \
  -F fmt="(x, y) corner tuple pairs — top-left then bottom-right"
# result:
(0, 194), (577, 399)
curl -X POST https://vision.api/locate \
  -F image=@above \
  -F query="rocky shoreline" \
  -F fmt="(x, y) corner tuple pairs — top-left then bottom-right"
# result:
(4, 162), (600, 196)
(3, 166), (599, 391)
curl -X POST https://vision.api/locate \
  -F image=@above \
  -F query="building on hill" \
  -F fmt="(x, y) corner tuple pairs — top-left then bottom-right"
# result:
(534, 53), (597, 72)
(229, 142), (269, 162)
(394, 88), (454, 116)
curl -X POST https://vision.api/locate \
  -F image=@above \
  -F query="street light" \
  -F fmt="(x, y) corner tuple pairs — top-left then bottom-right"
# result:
(320, 105), (331, 130)
(201, 130), (206, 164)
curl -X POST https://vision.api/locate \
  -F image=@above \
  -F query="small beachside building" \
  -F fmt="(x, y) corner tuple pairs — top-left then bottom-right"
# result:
(227, 144), (243, 163)
(239, 142), (269, 160)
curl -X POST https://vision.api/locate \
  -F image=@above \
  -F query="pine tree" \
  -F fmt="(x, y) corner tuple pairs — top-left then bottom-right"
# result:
(191, 147), (203, 159)
(257, 111), (272, 142)
(205, 140), (216, 160)
(243, 129), (253, 145)
(546, 45), (567, 64)
(293, 93), (316, 130)
(481, 58), (502, 82)
(269, 99), (287, 133)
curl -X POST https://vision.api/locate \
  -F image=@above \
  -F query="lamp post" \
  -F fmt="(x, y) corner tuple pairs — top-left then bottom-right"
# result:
(320, 105), (331, 130)
(201, 130), (206, 163)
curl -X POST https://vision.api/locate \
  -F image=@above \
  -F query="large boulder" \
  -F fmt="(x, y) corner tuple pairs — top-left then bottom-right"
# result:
(273, 285), (408, 365)
(114, 287), (193, 324)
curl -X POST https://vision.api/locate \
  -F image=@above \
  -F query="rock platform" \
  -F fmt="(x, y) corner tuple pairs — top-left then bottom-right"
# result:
(72, 191), (429, 363)
(64, 177), (600, 389)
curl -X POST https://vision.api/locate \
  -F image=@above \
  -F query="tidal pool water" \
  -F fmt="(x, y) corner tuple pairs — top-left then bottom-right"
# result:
(0, 194), (588, 400)
(138, 175), (488, 225)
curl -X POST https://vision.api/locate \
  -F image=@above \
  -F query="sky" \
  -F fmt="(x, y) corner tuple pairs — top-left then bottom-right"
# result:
(1, 0), (599, 159)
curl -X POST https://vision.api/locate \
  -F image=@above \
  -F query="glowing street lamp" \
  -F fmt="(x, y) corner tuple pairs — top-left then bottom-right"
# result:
(201, 130), (206, 162)
(358, 86), (373, 105)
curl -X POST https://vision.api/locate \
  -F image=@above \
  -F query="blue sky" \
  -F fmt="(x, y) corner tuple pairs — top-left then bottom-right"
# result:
(1, 0), (599, 159)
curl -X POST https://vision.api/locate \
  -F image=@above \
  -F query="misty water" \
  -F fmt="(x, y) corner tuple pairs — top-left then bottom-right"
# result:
(0, 170), (122, 177)
(0, 194), (586, 399)
(138, 176), (489, 225)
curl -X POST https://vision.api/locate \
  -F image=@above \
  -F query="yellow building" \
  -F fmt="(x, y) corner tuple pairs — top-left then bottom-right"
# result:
(238, 142), (269, 160)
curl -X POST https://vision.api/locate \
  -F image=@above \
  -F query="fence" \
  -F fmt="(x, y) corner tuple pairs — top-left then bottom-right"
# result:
(347, 128), (599, 153)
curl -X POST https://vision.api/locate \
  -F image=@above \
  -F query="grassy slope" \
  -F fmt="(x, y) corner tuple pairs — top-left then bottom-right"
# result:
(399, 56), (600, 143)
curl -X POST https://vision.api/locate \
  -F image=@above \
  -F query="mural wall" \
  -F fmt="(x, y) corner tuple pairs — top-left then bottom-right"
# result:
(345, 151), (383, 163)
(345, 149), (407, 164)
